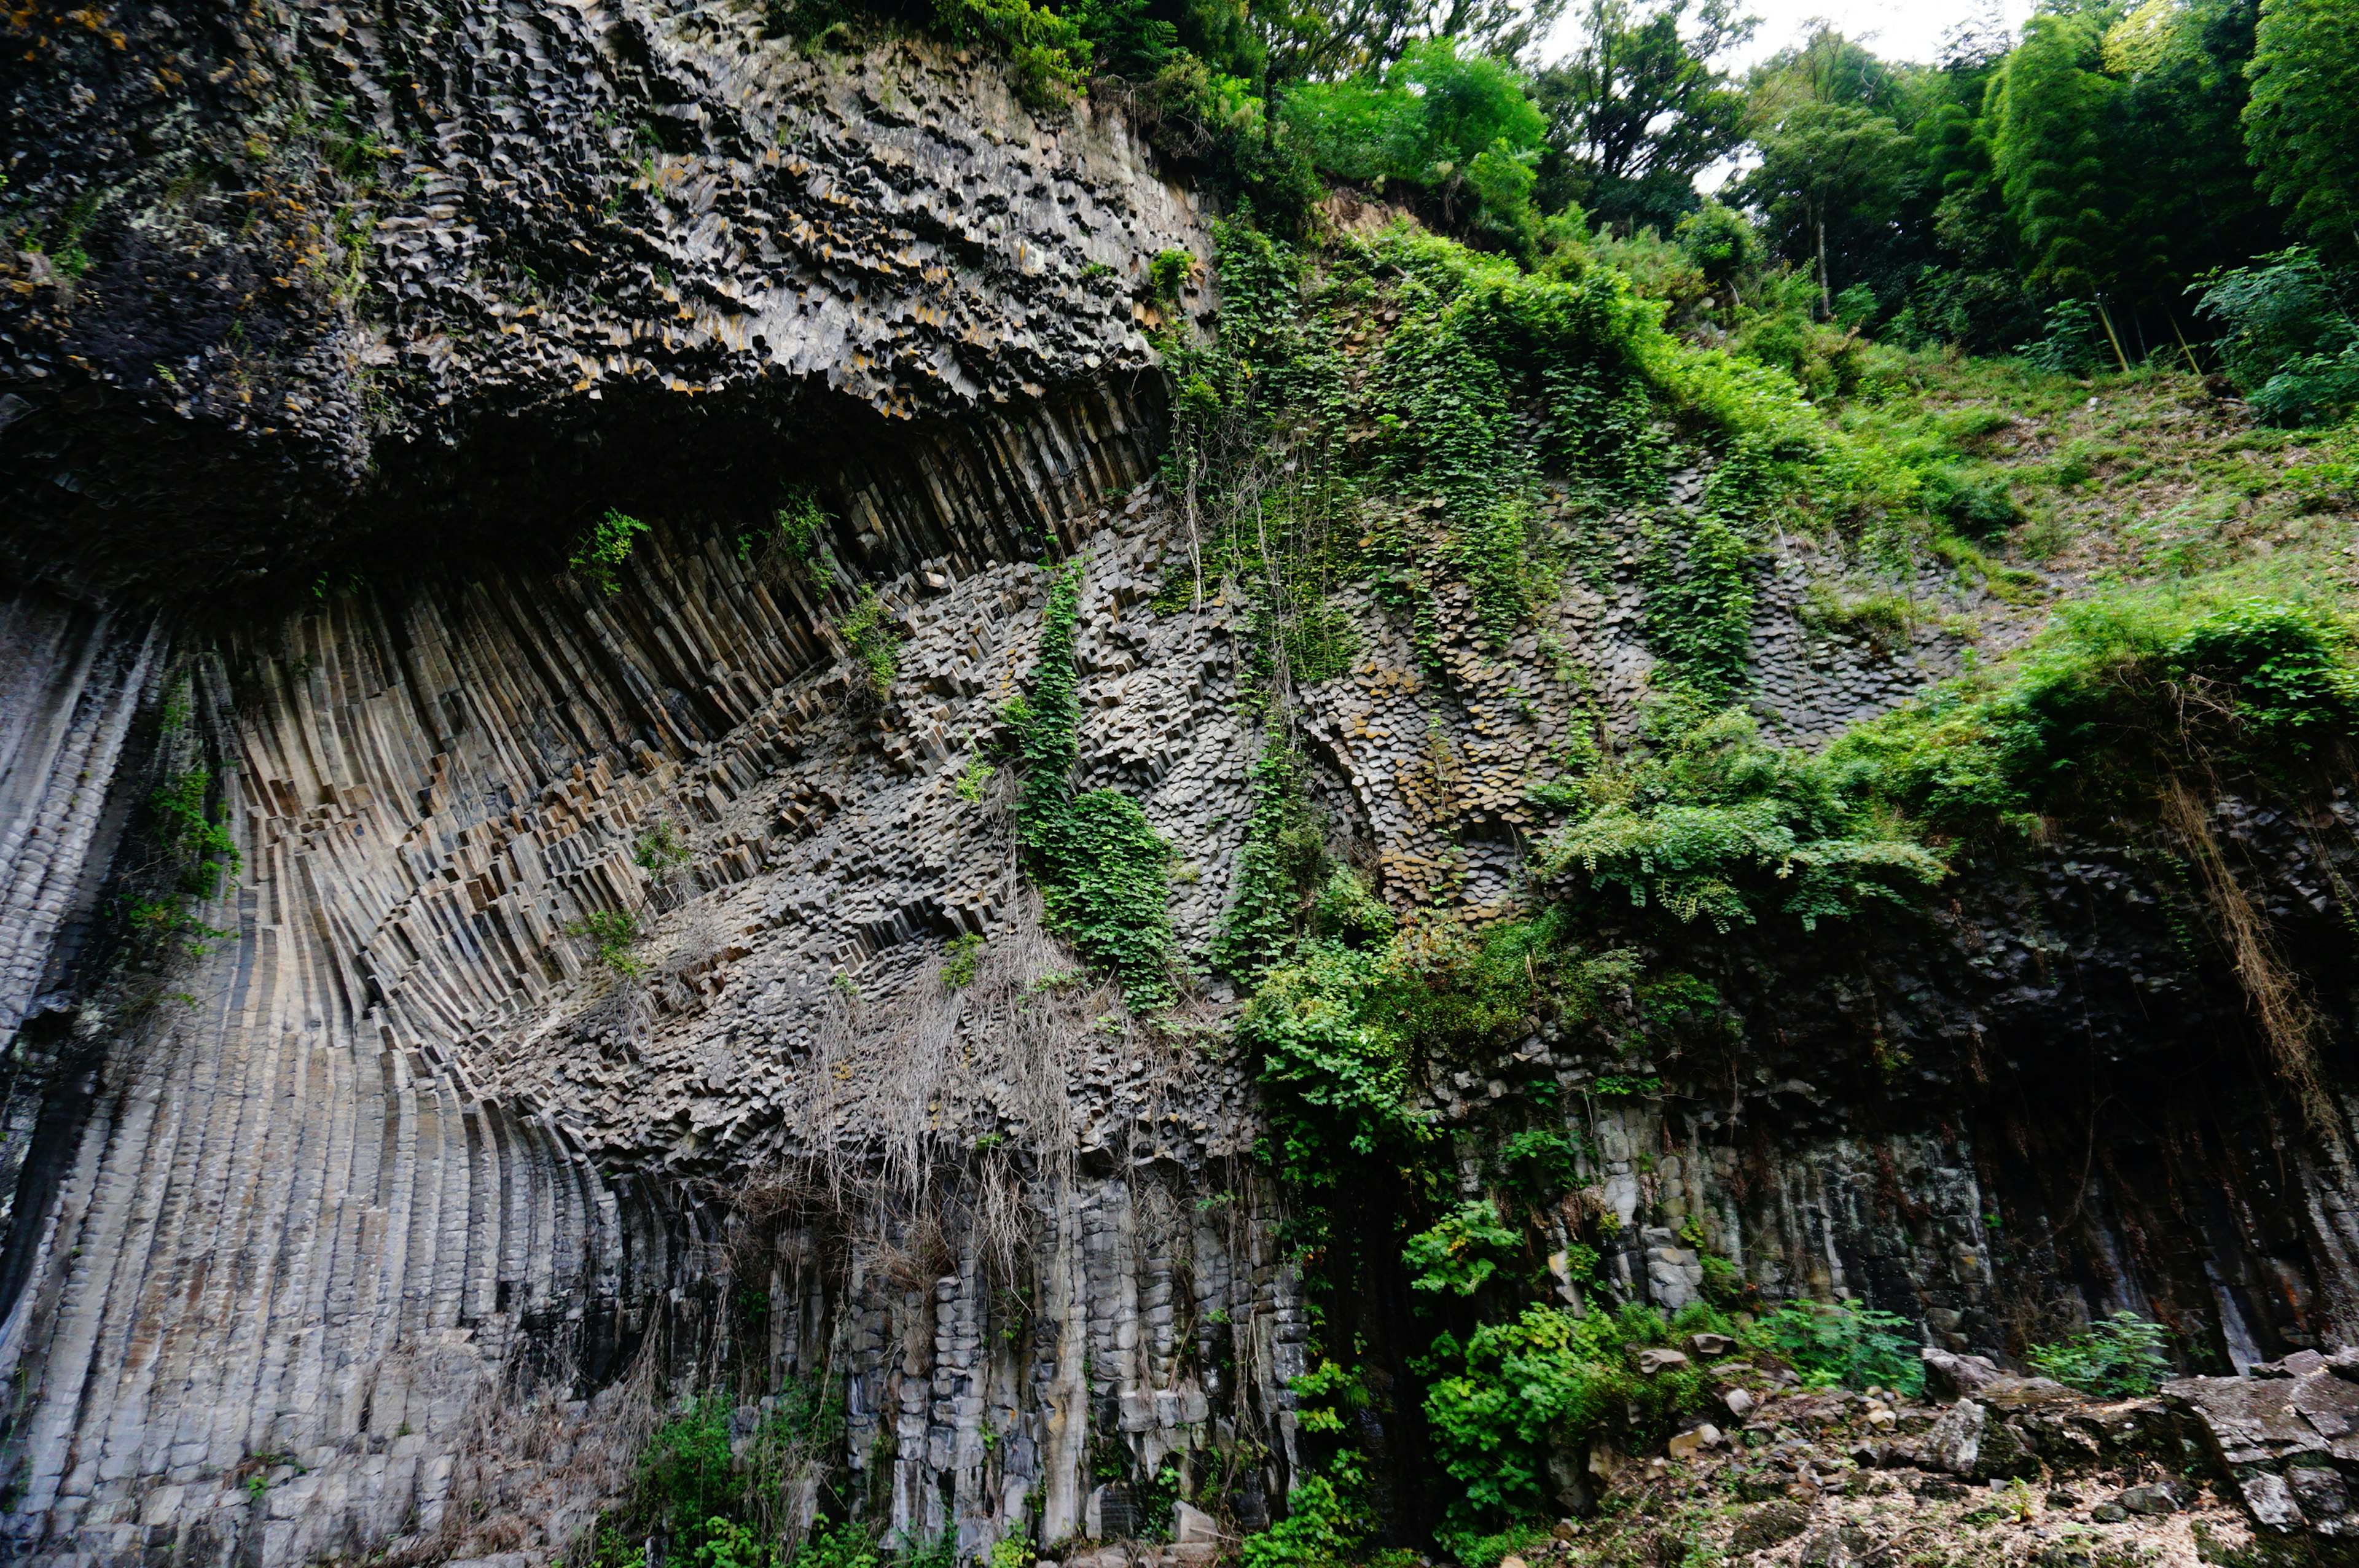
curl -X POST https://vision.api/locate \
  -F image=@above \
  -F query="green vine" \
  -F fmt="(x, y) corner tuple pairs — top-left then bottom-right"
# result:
(1011, 563), (1176, 1005)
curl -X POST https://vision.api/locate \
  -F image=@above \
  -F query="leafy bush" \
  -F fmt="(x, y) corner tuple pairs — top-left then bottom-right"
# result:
(151, 767), (241, 899)
(2026, 1312), (2173, 1397)
(741, 488), (830, 565)
(1921, 464), (2021, 538)
(1828, 593), (2359, 832)
(1535, 695), (1947, 932)
(1404, 1200), (1524, 1297)
(942, 932), (984, 989)
(2194, 248), (2359, 426)
(635, 1397), (742, 1566)
(1745, 1299), (1924, 1393)
(834, 587), (901, 697)
(573, 509), (650, 596)
(1281, 41), (1545, 249)
(634, 821), (693, 882)
(1211, 741), (1332, 981)
(1419, 1303), (1717, 1540)
(566, 908), (646, 975)
(1675, 198), (1759, 290)
(1240, 1451), (1376, 1568)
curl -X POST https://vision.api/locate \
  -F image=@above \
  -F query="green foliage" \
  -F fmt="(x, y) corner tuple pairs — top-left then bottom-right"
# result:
(1495, 1126), (1583, 1202)
(1991, 13), (2121, 297)
(573, 509), (650, 596)
(1742, 101), (1917, 306)
(1745, 1298), (1925, 1392)
(1243, 937), (1432, 1174)
(1283, 41), (1546, 251)
(634, 822), (693, 883)
(151, 768), (242, 899)
(1535, 695), (1948, 932)
(1308, 866), (1395, 945)
(1404, 1200), (1524, 1297)
(635, 1397), (743, 1565)
(932, 0), (1094, 107)
(1011, 564), (1176, 1004)
(1240, 1451), (1376, 1568)
(1530, 0), (1755, 230)
(2193, 248), (2359, 426)
(566, 908), (646, 975)
(942, 932), (984, 989)
(1211, 740), (1331, 982)
(1148, 247), (1196, 300)
(2243, 0), (2359, 266)
(1828, 593), (2359, 832)
(788, 1518), (879, 1568)
(835, 588), (901, 698)
(741, 488), (830, 565)
(2026, 1311), (2175, 1397)
(1676, 197), (1759, 289)
(1419, 1302), (1717, 1541)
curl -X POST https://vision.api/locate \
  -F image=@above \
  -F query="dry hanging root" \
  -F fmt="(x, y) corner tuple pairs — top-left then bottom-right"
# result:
(2159, 778), (2338, 1132)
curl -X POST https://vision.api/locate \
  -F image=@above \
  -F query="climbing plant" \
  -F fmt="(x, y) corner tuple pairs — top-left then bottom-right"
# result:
(1009, 562), (1176, 1005)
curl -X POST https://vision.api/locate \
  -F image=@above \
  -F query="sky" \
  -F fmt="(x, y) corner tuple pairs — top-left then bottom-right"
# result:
(1535, 0), (2039, 190)
(1715, 0), (2033, 71)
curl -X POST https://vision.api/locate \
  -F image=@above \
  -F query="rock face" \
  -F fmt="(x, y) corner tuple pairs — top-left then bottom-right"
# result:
(14, 12), (2359, 1568)
(0, 0), (1202, 602)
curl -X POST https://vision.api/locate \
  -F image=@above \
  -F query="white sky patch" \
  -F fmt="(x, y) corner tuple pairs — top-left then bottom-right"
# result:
(1534, 0), (2036, 201)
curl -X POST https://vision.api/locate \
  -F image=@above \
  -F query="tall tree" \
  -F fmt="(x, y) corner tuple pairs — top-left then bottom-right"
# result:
(1741, 100), (1918, 313)
(2243, 0), (2359, 265)
(2108, 0), (2279, 310)
(1248, 0), (1569, 84)
(1530, 0), (1755, 229)
(1990, 10), (2121, 297)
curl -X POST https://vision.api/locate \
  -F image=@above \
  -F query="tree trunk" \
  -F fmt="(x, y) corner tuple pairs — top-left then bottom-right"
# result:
(1816, 208), (1831, 319)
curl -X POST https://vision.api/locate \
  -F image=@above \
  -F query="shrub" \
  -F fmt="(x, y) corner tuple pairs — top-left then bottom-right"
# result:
(1148, 246), (1195, 301)
(1745, 1298), (1923, 1392)
(1404, 1200), (1524, 1297)
(2194, 249), (2359, 426)
(1534, 695), (1947, 932)
(634, 822), (693, 882)
(1280, 41), (1544, 249)
(1240, 1450), (1376, 1568)
(740, 488), (829, 565)
(1922, 464), (2021, 538)
(151, 766), (241, 899)
(942, 932), (984, 989)
(573, 509), (650, 596)
(1420, 1303), (1716, 1539)
(566, 908), (645, 975)
(1828, 592), (2359, 833)
(834, 587), (901, 698)
(2027, 1312), (2173, 1397)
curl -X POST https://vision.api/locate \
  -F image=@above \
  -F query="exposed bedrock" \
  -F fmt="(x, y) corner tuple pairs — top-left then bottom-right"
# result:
(9, 428), (2359, 1564)
(6, 12), (2359, 1568)
(0, 0), (1203, 603)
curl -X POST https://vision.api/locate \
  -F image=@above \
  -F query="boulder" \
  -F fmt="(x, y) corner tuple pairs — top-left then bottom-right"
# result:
(1669, 1424), (1723, 1460)
(1922, 1348), (2002, 1403)
(1724, 1387), (1757, 1419)
(1979, 1376), (2079, 1410)
(2116, 1484), (2180, 1516)
(1689, 1333), (1739, 1358)
(1638, 1348), (1694, 1376)
(1922, 1400), (2038, 1480)
(1173, 1503), (1225, 1545)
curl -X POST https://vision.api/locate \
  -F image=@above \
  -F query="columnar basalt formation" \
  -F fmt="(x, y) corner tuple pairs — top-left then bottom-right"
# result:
(11, 9), (2359, 1568)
